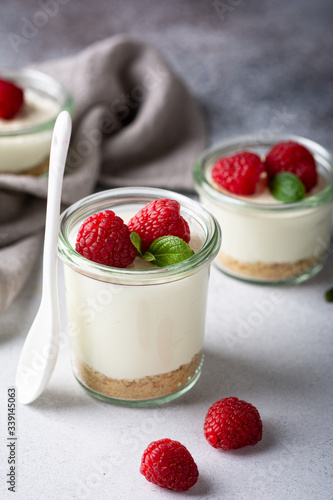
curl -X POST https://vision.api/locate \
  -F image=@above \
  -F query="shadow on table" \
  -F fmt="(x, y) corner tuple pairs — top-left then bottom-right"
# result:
(196, 349), (305, 400)
(167, 347), (312, 406)
(163, 346), (317, 454)
(29, 386), (93, 412)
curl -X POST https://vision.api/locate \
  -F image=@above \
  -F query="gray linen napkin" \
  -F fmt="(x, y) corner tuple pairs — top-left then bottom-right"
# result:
(0, 35), (206, 314)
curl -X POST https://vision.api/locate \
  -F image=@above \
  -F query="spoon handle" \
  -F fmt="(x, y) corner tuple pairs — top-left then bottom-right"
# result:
(42, 111), (72, 304)
(15, 111), (72, 405)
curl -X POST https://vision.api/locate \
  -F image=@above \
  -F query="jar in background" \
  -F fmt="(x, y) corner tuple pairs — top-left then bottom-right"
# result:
(0, 68), (73, 175)
(194, 135), (333, 284)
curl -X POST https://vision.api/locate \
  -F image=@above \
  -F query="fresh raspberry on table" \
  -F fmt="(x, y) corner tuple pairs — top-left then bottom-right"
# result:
(140, 438), (199, 492)
(127, 199), (190, 252)
(75, 210), (137, 268)
(211, 151), (266, 195)
(0, 79), (24, 120)
(265, 140), (317, 191)
(204, 397), (263, 450)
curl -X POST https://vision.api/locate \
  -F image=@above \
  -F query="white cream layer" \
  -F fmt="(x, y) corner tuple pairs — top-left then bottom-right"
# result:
(0, 88), (60, 172)
(64, 209), (207, 380)
(201, 174), (332, 263)
(65, 265), (208, 380)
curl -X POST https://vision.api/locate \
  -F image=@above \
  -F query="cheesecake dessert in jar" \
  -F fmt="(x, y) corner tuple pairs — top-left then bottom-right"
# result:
(194, 135), (333, 284)
(0, 68), (73, 174)
(58, 187), (221, 406)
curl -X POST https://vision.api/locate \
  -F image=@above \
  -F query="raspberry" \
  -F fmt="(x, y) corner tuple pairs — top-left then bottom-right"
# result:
(75, 210), (136, 268)
(140, 438), (199, 492)
(204, 397), (263, 450)
(265, 141), (317, 191)
(127, 199), (190, 252)
(212, 151), (265, 195)
(0, 79), (24, 120)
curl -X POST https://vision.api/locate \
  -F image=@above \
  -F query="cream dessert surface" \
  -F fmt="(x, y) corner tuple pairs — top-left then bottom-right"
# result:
(64, 206), (207, 382)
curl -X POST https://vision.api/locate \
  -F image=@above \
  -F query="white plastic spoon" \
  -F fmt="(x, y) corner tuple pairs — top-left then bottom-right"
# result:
(16, 111), (72, 404)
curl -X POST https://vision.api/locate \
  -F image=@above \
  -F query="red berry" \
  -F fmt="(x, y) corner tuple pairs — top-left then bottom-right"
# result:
(75, 210), (136, 268)
(140, 438), (199, 492)
(0, 79), (24, 120)
(212, 151), (265, 195)
(265, 141), (317, 191)
(204, 397), (263, 450)
(127, 199), (190, 252)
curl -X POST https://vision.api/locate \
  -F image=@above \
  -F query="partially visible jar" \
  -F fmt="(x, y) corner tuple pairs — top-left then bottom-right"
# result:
(0, 68), (73, 174)
(194, 135), (333, 284)
(58, 187), (221, 406)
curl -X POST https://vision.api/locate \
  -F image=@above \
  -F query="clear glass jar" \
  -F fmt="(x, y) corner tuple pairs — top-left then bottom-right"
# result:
(0, 68), (73, 174)
(58, 187), (221, 406)
(194, 135), (333, 284)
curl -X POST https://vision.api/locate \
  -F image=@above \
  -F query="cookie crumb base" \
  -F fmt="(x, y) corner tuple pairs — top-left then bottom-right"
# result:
(217, 252), (323, 281)
(74, 352), (203, 401)
(19, 156), (49, 175)
(1, 156), (49, 176)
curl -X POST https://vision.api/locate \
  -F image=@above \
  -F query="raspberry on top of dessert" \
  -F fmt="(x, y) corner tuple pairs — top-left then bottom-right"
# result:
(75, 210), (137, 268)
(265, 140), (317, 192)
(0, 78), (24, 120)
(211, 140), (318, 201)
(75, 199), (194, 269)
(127, 198), (190, 252)
(212, 151), (266, 196)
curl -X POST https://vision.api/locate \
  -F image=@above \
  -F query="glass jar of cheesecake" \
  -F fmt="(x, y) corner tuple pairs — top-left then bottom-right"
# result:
(194, 135), (333, 284)
(0, 68), (73, 174)
(58, 187), (221, 406)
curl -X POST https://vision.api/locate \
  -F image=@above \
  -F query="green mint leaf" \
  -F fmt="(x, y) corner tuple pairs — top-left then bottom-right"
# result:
(141, 251), (156, 262)
(325, 287), (333, 302)
(130, 232), (142, 256)
(148, 236), (195, 267)
(269, 172), (306, 203)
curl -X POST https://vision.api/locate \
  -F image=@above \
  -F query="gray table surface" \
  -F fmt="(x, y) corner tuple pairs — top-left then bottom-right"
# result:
(1, 1), (333, 499)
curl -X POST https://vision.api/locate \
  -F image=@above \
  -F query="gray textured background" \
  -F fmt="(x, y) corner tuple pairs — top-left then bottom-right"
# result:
(1, 0), (332, 148)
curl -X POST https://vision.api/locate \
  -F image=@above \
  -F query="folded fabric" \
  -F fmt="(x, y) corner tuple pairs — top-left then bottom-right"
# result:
(0, 35), (206, 314)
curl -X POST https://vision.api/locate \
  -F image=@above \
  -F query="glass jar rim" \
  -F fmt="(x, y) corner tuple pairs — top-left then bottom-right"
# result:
(0, 67), (73, 137)
(58, 187), (221, 285)
(194, 134), (333, 211)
